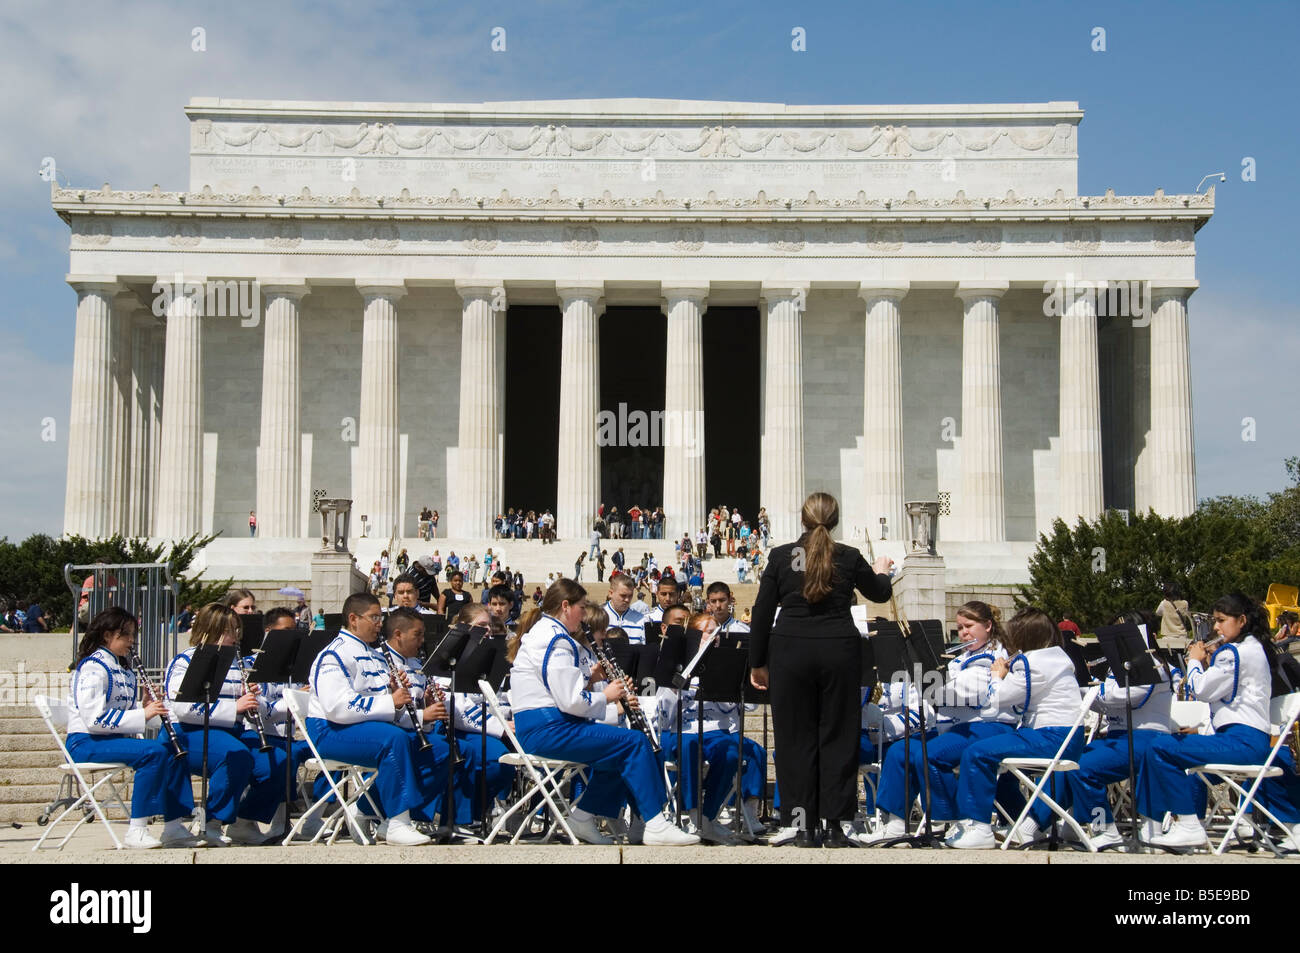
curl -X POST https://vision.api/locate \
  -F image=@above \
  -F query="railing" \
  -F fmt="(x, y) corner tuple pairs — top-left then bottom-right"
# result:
(63, 563), (179, 681)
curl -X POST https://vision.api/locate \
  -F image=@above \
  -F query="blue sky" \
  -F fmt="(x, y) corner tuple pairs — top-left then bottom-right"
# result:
(1, 0), (1296, 538)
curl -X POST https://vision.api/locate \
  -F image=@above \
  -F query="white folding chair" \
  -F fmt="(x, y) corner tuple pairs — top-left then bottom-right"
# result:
(32, 695), (132, 851)
(998, 685), (1102, 851)
(479, 680), (589, 845)
(1186, 692), (1300, 856)
(280, 689), (383, 846)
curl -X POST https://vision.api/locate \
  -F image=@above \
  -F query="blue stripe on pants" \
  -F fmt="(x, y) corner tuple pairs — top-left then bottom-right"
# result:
(66, 733), (194, 821)
(878, 721), (1014, 822)
(1135, 723), (1300, 821)
(178, 723), (254, 823)
(306, 718), (449, 818)
(957, 727), (1081, 823)
(514, 707), (665, 820)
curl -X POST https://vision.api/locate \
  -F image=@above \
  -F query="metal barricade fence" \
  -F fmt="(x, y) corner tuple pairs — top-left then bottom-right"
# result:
(63, 563), (179, 682)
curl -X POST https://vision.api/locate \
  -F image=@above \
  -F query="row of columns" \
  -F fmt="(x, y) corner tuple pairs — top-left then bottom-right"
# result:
(63, 275), (1199, 544)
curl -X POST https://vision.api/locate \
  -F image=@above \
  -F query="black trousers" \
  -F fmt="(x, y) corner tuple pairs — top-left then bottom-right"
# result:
(769, 633), (861, 825)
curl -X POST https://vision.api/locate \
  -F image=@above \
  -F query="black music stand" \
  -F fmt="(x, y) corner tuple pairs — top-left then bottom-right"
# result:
(861, 636), (884, 777)
(323, 613), (342, 636)
(872, 621), (945, 848)
(424, 623), (474, 843)
(652, 625), (689, 823)
(643, 621), (663, 647)
(239, 613), (266, 657)
(1096, 622), (1163, 853)
(246, 627), (304, 835)
(449, 626), (503, 840)
(694, 642), (755, 840)
(174, 644), (237, 833)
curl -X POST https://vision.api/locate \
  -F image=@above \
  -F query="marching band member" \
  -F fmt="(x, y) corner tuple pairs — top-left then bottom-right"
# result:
(604, 574), (648, 645)
(165, 603), (288, 845)
(68, 607), (195, 848)
(1020, 613), (1180, 849)
(1136, 592), (1300, 849)
(646, 577), (681, 624)
(223, 588), (257, 615)
(865, 601), (1017, 843)
(509, 578), (697, 845)
(706, 582), (750, 635)
(388, 573), (439, 617)
(656, 609), (766, 844)
(307, 592), (451, 846)
(486, 583), (517, 634)
(947, 607), (1085, 849)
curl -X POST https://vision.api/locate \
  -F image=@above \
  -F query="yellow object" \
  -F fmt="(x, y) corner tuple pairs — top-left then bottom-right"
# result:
(1264, 583), (1300, 628)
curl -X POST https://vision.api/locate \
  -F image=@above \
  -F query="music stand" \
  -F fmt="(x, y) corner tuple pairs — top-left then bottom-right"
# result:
(1096, 622), (1163, 853)
(644, 621), (663, 647)
(423, 623), (474, 843)
(652, 625), (689, 823)
(246, 627), (304, 835)
(447, 626), (502, 840)
(694, 642), (755, 839)
(872, 621), (945, 847)
(861, 636), (886, 785)
(239, 613), (266, 657)
(173, 644), (237, 833)
(323, 613), (342, 635)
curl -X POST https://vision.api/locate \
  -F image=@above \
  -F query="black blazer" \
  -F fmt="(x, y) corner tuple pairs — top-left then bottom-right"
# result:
(748, 537), (892, 668)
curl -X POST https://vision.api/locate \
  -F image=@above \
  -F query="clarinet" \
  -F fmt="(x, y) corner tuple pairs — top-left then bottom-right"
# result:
(128, 650), (187, 761)
(423, 672), (464, 765)
(586, 626), (660, 754)
(377, 641), (433, 752)
(232, 649), (273, 752)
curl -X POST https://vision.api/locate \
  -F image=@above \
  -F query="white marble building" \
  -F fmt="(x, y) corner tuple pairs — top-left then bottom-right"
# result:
(54, 98), (1208, 584)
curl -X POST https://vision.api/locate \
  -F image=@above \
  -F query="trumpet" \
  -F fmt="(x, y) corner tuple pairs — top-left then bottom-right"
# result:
(232, 648), (273, 753)
(586, 626), (660, 755)
(128, 650), (186, 761)
(377, 640), (433, 753)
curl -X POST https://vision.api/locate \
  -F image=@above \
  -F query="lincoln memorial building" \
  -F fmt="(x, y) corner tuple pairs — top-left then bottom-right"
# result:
(53, 98), (1210, 585)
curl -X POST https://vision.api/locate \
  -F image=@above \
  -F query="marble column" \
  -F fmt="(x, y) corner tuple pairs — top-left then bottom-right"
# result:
(256, 280), (308, 537)
(759, 283), (808, 542)
(955, 282), (1008, 542)
(451, 281), (505, 538)
(149, 325), (165, 529)
(126, 303), (159, 537)
(154, 278), (205, 539)
(63, 277), (122, 537)
(1149, 283), (1198, 517)
(1132, 317), (1153, 514)
(556, 282), (604, 543)
(661, 283), (709, 542)
(859, 282), (909, 542)
(355, 282), (405, 540)
(1058, 291), (1105, 524)
(105, 291), (133, 534)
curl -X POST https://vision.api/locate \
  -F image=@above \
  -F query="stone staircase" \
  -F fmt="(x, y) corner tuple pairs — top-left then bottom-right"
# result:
(0, 704), (73, 824)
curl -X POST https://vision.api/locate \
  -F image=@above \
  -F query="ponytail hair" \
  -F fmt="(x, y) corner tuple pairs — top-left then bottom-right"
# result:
(76, 607), (138, 663)
(509, 606), (542, 662)
(1212, 592), (1281, 672)
(799, 492), (840, 603)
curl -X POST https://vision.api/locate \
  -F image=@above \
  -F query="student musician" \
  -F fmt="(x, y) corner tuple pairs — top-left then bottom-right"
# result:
(646, 577), (682, 624)
(655, 608), (766, 844)
(947, 607), (1086, 849)
(388, 573), (439, 617)
(706, 582), (750, 636)
(485, 584), (517, 634)
(307, 592), (452, 846)
(865, 601), (1018, 843)
(1136, 592), (1300, 850)
(604, 574), (648, 645)
(509, 578), (697, 845)
(165, 603), (294, 845)
(68, 607), (196, 848)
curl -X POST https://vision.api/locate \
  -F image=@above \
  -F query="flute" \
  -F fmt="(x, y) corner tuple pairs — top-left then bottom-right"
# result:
(128, 650), (187, 761)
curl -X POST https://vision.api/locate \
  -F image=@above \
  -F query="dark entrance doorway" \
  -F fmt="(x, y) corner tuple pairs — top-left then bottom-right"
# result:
(599, 306), (666, 514)
(502, 305), (561, 514)
(702, 306), (760, 520)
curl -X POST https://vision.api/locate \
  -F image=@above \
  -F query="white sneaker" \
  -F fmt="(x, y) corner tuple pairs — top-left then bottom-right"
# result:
(1089, 823), (1125, 850)
(124, 826), (162, 849)
(947, 820), (996, 849)
(226, 818), (268, 845)
(566, 811), (614, 845)
(198, 824), (232, 847)
(383, 819), (432, 846)
(1279, 823), (1300, 852)
(768, 826), (801, 846)
(860, 814), (907, 845)
(160, 820), (199, 848)
(642, 813), (701, 846)
(699, 815), (739, 845)
(1148, 816), (1207, 850)
(1004, 818), (1041, 846)
(741, 798), (764, 835)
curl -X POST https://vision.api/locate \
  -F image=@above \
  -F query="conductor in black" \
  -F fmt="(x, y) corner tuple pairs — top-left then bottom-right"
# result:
(749, 491), (893, 847)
